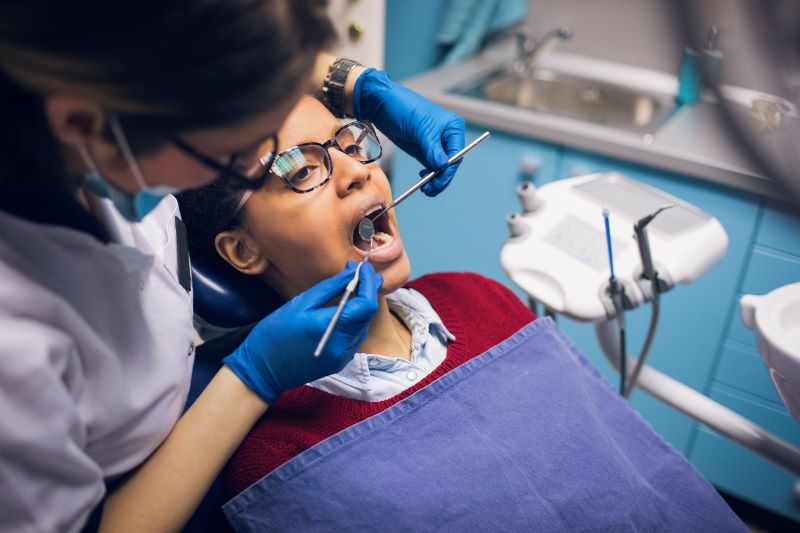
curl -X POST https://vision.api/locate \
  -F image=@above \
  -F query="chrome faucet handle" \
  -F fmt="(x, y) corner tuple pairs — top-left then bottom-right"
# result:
(515, 30), (537, 59)
(513, 27), (572, 74)
(513, 30), (537, 73)
(532, 27), (572, 57)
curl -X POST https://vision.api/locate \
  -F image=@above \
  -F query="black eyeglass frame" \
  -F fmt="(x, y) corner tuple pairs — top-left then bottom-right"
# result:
(171, 132), (280, 190)
(273, 120), (382, 194)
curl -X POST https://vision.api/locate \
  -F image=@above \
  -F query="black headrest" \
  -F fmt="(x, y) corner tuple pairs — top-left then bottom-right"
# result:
(191, 253), (285, 330)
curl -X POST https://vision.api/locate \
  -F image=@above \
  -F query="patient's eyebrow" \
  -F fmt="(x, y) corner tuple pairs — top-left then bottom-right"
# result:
(305, 123), (342, 144)
(287, 122), (342, 148)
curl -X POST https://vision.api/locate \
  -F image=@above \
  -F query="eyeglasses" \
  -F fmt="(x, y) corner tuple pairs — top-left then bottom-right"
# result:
(171, 132), (279, 190)
(269, 120), (382, 194)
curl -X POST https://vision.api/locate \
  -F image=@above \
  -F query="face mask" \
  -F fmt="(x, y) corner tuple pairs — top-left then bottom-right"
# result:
(78, 114), (182, 222)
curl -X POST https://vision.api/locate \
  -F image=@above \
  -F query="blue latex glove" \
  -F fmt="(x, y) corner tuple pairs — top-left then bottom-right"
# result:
(224, 261), (382, 404)
(354, 69), (466, 197)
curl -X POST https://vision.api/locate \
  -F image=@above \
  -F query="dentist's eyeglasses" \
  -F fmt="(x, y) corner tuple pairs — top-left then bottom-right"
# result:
(269, 120), (382, 194)
(171, 133), (279, 190)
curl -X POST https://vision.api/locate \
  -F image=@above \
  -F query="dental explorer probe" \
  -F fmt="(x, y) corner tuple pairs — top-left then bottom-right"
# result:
(357, 131), (491, 241)
(313, 240), (373, 358)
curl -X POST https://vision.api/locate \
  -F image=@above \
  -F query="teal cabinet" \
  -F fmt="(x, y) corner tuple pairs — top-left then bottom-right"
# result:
(691, 385), (800, 521)
(756, 200), (800, 255)
(384, 0), (447, 80)
(687, 198), (800, 521)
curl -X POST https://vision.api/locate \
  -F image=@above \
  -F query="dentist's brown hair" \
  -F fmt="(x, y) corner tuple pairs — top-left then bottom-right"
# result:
(0, 0), (335, 188)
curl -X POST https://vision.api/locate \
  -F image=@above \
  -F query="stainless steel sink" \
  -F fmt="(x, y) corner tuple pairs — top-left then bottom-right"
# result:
(449, 69), (676, 136)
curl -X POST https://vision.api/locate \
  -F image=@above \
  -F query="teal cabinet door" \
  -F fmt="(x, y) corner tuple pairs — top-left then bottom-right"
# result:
(695, 197), (800, 521)
(389, 126), (560, 298)
(691, 384), (800, 522)
(384, 0), (447, 80)
(555, 150), (761, 453)
(755, 199), (800, 257)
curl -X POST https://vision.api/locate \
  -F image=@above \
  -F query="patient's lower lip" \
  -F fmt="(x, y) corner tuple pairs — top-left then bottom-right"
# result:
(362, 220), (402, 263)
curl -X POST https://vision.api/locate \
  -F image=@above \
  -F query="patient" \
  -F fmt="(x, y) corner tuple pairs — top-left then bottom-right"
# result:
(178, 95), (537, 490)
(178, 96), (746, 532)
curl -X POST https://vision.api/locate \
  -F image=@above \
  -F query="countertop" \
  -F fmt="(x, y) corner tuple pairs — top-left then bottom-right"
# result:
(401, 45), (787, 199)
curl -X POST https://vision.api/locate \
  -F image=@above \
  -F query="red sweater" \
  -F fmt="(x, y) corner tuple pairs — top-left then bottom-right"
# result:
(226, 272), (537, 494)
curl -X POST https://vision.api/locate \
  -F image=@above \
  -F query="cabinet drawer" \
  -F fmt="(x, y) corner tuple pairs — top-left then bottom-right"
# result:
(692, 427), (800, 523)
(689, 383), (800, 523)
(715, 341), (783, 406)
(756, 201), (800, 257)
(741, 245), (800, 296)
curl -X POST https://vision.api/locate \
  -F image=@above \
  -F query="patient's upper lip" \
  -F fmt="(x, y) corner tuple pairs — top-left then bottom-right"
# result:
(351, 193), (387, 234)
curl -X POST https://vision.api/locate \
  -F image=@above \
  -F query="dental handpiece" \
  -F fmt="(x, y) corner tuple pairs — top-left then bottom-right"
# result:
(313, 240), (373, 358)
(357, 131), (491, 241)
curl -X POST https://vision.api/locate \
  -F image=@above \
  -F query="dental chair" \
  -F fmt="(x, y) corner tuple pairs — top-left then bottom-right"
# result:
(191, 252), (283, 335)
(184, 254), (284, 533)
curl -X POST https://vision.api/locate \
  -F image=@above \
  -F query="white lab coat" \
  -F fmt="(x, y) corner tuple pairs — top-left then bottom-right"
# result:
(0, 195), (195, 532)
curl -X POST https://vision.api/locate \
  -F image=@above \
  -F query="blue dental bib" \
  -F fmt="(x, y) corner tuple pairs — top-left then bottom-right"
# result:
(224, 318), (745, 532)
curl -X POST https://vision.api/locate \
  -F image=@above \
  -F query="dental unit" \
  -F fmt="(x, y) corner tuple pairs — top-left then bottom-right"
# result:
(501, 172), (800, 477)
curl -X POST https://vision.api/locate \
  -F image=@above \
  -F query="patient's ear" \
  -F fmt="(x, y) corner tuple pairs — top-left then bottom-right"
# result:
(215, 230), (270, 276)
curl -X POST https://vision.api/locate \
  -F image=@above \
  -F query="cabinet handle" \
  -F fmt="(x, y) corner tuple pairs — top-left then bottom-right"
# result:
(519, 156), (541, 179)
(348, 21), (365, 43)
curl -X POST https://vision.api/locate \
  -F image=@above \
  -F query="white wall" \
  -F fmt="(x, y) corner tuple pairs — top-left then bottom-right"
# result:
(328, 0), (386, 68)
(524, 0), (779, 92)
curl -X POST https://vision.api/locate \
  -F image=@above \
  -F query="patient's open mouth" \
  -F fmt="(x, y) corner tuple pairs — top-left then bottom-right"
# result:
(352, 204), (393, 252)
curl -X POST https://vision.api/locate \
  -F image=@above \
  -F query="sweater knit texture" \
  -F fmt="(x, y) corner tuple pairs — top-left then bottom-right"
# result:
(226, 272), (536, 495)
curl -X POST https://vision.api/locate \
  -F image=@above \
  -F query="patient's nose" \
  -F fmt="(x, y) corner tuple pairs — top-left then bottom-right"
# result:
(332, 149), (370, 195)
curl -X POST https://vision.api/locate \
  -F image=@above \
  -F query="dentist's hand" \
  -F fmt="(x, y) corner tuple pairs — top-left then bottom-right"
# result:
(224, 261), (382, 405)
(354, 68), (466, 197)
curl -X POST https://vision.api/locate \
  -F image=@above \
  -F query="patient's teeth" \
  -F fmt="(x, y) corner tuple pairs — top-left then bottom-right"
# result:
(373, 231), (393, 245)
(365, 205), (382, 217)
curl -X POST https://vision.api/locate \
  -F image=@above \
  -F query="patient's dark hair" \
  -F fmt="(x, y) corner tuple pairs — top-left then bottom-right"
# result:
(0, 0), (335, 190)
(177, 180), (243, 272)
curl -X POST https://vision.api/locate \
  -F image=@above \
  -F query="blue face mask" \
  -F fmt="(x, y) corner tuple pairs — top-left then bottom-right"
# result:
(82, 170), (180, 222)
(78, 114), (182, 222)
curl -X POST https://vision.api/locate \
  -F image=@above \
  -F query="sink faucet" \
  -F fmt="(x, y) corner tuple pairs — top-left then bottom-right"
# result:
(513, 27), (572, 75)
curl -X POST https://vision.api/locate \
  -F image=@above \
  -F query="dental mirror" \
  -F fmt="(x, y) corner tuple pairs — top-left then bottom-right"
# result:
(358, 217), (375, 242)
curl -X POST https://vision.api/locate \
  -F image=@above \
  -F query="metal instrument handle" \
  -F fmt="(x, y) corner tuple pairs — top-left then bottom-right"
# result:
(371, 131), (491, 222)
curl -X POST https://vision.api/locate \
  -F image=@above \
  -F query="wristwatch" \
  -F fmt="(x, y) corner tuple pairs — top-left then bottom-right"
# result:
(321, 57), (362, 118)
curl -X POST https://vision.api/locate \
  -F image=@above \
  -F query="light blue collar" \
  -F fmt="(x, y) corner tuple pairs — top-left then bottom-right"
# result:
(310, 288), (454, 395)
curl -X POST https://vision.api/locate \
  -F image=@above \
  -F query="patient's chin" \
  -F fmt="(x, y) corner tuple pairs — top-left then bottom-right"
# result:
(377, 256), (410, 295)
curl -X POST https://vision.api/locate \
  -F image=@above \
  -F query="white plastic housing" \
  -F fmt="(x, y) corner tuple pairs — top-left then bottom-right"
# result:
(741, 283), (800, 421)
(501, 172), (728, 322)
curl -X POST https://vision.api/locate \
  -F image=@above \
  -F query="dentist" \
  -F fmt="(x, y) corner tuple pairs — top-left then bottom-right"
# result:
(0, 1), (465, 531)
